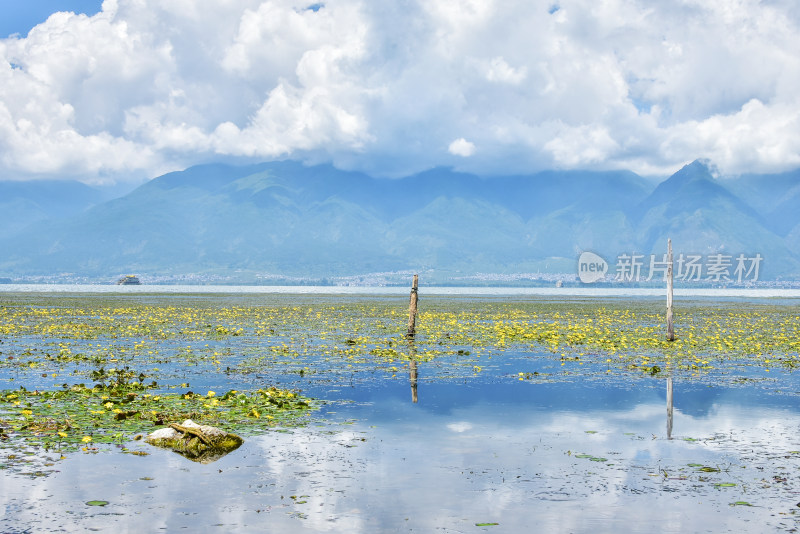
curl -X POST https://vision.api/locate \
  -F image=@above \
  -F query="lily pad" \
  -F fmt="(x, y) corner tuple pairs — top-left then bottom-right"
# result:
(574, 453), (607, 462)
(0, 383), (314, 452)
(698, 466), (720, 473)
(86, 500), (109, 506)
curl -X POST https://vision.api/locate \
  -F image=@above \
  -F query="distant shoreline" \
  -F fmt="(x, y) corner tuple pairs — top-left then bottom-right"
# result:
(2, 284), (800, 299)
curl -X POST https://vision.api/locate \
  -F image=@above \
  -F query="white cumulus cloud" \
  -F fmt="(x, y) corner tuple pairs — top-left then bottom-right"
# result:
(448, 137), (476, 157)
(485, 56), (527, 84)
(1, 0), (799, 183)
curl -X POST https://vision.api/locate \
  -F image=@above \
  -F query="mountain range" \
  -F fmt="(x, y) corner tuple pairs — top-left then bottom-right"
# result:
(0, 159), (798, 283)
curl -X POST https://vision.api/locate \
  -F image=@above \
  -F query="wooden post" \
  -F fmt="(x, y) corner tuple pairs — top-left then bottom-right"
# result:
(666, 239), (675, 342)
(406, 274), (419, 339)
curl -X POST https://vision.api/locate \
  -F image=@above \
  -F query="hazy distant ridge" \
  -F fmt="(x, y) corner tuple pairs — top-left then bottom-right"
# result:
(1, 160), (798, 281)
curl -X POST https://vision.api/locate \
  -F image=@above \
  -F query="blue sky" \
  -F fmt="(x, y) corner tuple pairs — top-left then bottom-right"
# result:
(1, 1), (103, 38)
(1, 0), (800, 184)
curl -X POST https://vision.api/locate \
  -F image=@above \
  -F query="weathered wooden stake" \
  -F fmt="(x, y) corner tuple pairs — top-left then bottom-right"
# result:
(666, 238), (675, 342)
(406, 274), (419, 339)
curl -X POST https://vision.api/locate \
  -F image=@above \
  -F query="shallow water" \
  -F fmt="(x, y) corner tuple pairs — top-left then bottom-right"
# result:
(3, 375), (800, 533)
(2, 283), (800, 299)
(1, 293), (799, 532)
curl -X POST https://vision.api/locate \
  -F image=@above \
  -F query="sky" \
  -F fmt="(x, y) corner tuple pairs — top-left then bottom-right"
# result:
(1, 0), (800, 185)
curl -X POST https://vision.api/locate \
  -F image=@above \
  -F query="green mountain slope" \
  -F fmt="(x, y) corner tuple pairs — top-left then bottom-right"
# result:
(0, 160), (798, 281)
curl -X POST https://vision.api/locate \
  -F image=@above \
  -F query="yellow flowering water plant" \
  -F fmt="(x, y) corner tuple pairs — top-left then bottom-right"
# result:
(0, 293), (798, 458)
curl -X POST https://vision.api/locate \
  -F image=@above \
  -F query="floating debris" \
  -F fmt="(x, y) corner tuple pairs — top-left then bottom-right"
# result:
(145, 419), (243, 463)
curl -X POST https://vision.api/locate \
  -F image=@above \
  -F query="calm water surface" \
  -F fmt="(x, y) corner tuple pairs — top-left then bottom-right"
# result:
(0, 291), (799, 533)
(2, 283), (800, 298)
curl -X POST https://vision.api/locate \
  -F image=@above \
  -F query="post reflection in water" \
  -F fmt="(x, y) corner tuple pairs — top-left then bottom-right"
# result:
(666, 376), (674, 440)
(409, 359), (418, 403)
(408, 341), (418, 403)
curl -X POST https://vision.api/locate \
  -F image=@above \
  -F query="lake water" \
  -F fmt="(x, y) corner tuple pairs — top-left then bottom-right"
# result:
(2, 283), (800, 299)
(0, 291), (799, 532)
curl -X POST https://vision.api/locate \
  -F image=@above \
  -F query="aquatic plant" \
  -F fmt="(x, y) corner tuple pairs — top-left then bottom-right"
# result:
(0, 294), (798, 457)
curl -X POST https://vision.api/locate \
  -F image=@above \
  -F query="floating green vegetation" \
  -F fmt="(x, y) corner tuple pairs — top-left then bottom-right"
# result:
(144, 420), (244, 463)
(2, 296), (799, 380)
(0, 293), (799, 460)
(697, 466), (721, 473)
(574, 453), (608, 462)
(0, 374), (314, 452)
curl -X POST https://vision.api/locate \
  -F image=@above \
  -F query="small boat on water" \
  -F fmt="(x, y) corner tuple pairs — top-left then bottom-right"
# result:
(117, 275), (141, 285)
